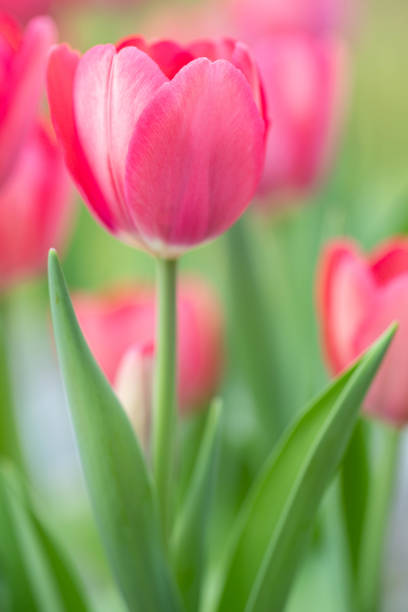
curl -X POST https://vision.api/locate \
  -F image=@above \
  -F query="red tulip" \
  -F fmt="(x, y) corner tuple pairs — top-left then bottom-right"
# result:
(73, 280), (224, 415)
(317, 238), (408, 426)
(47, 36), (266, 258)
(0, 13), (56, 184)
(253, 32), (346, 201)
(0, 121), (74, 289)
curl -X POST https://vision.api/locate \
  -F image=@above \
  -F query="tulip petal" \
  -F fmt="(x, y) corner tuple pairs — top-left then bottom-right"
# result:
(317, 241), (375, 373)
(188, 38), (266, 119)
(355, 280), (408, 425)
(47, 44), (116, 230)
(73, 44), (167, 232)
(370, 239), (408, 287)
(0, 16), (55, 184)
(125, 58), (265, 254)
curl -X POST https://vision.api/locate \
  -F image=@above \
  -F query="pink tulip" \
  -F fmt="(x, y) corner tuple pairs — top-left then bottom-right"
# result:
(317, 238), (408, 426)
(73, 280), (224, 414)
(252, 32), (346, 201)
(229, 0), (349, 37)
(0, 13), (56, 184)
(47, 36), (266, 257)
(0, 121), (74, 289)
(0, 2), (53, 22)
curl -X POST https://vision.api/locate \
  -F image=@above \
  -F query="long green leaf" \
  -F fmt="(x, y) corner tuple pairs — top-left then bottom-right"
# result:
(0, 462), (88, 612)
(212, 326), (395, 612)
(48, 250), (181, 612)
(28, 511), (89, 612)
(340, 418), (371, 579)
(171, 400), (222, 611)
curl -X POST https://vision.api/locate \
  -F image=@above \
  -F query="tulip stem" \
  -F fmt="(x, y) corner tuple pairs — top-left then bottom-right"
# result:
(0, 296), (23, 469)
(357, 425), (400, 612)
(153, 257), (177, 536)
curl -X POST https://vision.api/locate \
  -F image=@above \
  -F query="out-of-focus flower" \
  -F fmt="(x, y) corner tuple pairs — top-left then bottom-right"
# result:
(317, 238), (408, 426)
(0, 121), (74, 289)
(229, 0), (349, 37)
(0, 1), (53, 22)
(253, 32), (346, 200)
(73, 281), (224, 421)
(47, 36), (266, 258)
(0, 13), (56, 184)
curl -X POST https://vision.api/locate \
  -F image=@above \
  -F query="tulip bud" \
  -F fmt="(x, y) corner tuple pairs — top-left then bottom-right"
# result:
(317, 238), (408, 426)
(114, 343), (154, 451)
(0, 13), (56, 184)
(0, 121), (74, 290)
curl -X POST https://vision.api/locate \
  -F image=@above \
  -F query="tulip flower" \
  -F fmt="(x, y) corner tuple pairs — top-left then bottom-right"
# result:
(73, 280), (224, 444)
(0, 13), (56, 185)
(229, 0), (349, 37)
(47, 35), (266, 257)
(251, 31), (346, 201)
(74, 281), (223, 412)
(48, 33), (262, 527)
(317, 238), (408, 426)
(0, 1), (53, 22)
(0, 121), (74, 290)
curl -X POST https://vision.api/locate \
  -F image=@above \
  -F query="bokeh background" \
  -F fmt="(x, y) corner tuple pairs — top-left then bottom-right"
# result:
(3, 0), (408, 610)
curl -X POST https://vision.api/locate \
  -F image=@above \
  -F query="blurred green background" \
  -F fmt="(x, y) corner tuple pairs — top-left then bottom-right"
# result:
(7, 0), (408, 610)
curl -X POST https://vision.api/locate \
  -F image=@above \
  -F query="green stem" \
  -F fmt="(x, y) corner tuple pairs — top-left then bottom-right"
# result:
(0, 297), (23, 469)
(152, 258), (177, 536)
(357, 425), (400, 612)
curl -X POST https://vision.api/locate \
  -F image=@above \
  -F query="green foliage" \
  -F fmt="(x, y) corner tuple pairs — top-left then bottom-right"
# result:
(0, 463), (88, 612)
(211, 326), (395, 612)
(48, 250), (181, 612)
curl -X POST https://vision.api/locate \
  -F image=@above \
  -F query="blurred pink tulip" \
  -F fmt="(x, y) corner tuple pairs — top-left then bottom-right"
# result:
(73, 280), (224, 415)
(0, 1), (53, 22)
(0, 121), (74, 289)
(253, 32), (346, 201)
(47, 36), (266, 258)
(229, 0), (349, 37)
(317, 238), (408, 426)
(0, 13), (56, 184)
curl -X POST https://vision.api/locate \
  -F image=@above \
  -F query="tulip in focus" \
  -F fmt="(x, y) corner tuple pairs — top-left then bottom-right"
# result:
(251, 32), (346, 201)
(317, 238), (408, 426)
(73, 280), (223, 421)
(0, 13), (56, 184)
(47, 35), (266, 258)
(0, 121), (74, 289)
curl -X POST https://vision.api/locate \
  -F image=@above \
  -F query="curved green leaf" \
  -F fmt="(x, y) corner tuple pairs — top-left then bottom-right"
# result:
(48, 250), (181, 612)
(0, 462), (88, 612)
(171, 399), (222, 611)
(212, 326), (395, 612)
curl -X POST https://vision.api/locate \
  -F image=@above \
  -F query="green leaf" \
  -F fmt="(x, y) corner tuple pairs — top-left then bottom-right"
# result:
(48, 250), (181, 612)
(357, 425), (400, 612)
(0, 298), (23, 469)
(225, 217), (286, 448)
(340, 418), (371, 578)
(0, 462), (88, 612)
(171, 400), (222, 611)
(28, 510), (89, 612)
(212, 325), (395, 612)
